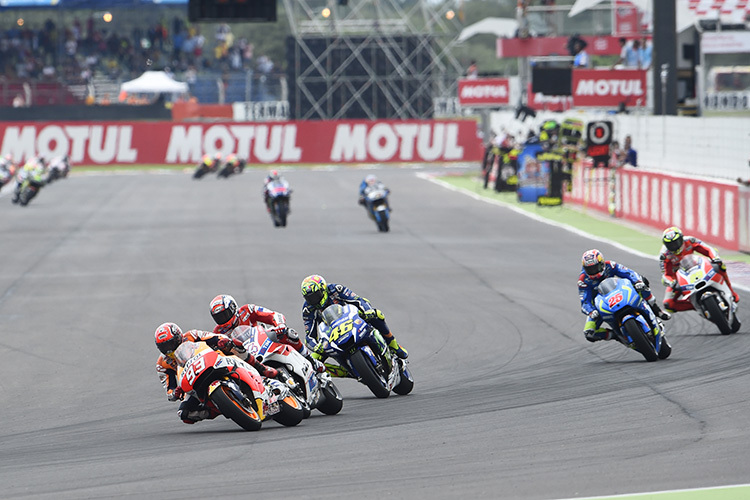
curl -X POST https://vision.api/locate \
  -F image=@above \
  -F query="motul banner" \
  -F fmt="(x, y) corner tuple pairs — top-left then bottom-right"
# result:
(0, 120), (483, 165)
(572, 69), (647, 107)
(614, 0), (642, 37)
(457, 78), (510, 106)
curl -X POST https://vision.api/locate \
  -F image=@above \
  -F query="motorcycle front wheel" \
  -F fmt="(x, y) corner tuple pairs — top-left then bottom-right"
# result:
(350, 350), (390, 398)
(317, 380), (344, 415)
(622, 318), (658, 362)
(210, 384), (263, 431)
(702, 294), (732, 335)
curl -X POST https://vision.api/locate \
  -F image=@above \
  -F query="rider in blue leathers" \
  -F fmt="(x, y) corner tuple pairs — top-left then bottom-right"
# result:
(300, 274), (408, 361)
(578, 249), (670, 342)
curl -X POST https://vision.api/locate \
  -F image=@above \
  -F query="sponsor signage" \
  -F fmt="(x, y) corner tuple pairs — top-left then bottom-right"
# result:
(572, 69), (647, 107)
(457, 78), (510, 106)
(614, 0), (642, 36)
(496, 35), (622, 58)
(525, 84), (573, 111)
(702, 32), (750, 54)
(0, 120), (483, 165)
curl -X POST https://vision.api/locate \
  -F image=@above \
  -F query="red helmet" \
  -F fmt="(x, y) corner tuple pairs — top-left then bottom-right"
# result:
(582, 249), (605, 279)
(210, 294), (238, 330)
(154, 322), (183, 356)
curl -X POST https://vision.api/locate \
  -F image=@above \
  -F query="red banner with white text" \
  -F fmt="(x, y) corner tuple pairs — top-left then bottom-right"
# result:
(0, 120), (483, 165)
(572, 69), (647, 107)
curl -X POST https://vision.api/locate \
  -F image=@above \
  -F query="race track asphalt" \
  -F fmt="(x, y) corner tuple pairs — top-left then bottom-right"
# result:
(1, 165), (749, 500)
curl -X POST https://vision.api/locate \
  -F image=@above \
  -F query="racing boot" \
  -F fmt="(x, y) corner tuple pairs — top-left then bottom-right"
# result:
(387, 338), (409, 359)
(305, 353), (326, 373)
(324, 363), (353, 378)
(584, 327), (613, 342)
(650, 302), (672, 321)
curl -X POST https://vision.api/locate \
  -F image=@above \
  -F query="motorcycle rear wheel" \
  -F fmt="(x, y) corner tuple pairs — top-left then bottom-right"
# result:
(272, 395), (304, 427)
(317, 381), (344, 415)
(622, 318), (658, 362)
(350, 350), (390, 398)
(210, 385), (263, 431)
(702, 294), (732, 335)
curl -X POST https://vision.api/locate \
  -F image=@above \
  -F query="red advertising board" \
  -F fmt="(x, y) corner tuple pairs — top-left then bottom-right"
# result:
(614, 0), (642, 36)
(496, 35), (622, 58)
(0, 120), (483, 165)
(572, 69), (647, 107)
(457, 78), (510, 107)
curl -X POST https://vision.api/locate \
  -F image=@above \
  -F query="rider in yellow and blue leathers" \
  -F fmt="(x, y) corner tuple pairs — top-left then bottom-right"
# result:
(300, 275), (408, 362)
(578, 249), (671, 342)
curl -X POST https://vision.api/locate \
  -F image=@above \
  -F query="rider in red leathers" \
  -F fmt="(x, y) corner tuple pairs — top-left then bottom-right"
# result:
(660, 226), (739, 312)
(209, 294), (325, 373)
(154, 322), (279, 424)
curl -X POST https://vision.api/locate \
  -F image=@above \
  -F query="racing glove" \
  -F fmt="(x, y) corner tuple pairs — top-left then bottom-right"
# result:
(634, 281), (646, 292)
(588, 310), (600, 321)
(360, 308), (384, 321)
(167, 387), (184, 402)
(217, 336), (246, 354)
(711, 258), (726, 272)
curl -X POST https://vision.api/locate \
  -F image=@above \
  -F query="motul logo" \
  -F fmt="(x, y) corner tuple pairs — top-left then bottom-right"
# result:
(460, 85), (508, 99)
(575, 79), (644, 97)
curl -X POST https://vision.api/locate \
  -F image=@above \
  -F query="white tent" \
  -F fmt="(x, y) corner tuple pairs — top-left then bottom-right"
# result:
(457, 17), (518, 43)
(120, 71), (189, 94)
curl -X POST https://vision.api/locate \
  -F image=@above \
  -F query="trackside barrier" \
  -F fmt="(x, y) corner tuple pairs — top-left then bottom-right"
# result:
(565, 162), (741, 251)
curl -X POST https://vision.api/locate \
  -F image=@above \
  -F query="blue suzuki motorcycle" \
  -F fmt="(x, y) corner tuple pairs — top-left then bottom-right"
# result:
(594, 277), (672, 362)
(314, 304), (413, 398)
(362, 184), (390, 232)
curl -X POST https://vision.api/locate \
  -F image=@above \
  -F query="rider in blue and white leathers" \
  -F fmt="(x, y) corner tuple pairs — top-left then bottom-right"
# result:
(578, 249), (670, 342)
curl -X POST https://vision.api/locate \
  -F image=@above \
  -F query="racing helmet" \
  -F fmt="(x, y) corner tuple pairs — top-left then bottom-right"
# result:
(154, 322), (183, 356)
(226, 154), (238, 165)
(582, 249), (605, 279)
(269, 170), (280, 181)
(301, 275), (328, 309)
(365, 174), (377, 186)
(662, 226), (684, 253)
(210, 294), (239, 330)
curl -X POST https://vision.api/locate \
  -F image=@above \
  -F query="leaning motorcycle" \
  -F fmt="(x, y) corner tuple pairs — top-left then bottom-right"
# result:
(674, 254), (740, 335)
(266, 179), (291, 227)
(315, 303), (413, 398)
(230, 325), (343, 418)
(174, 340), (304, 431)
(594, 277), (672, 362)
(362, 185), (390, 232)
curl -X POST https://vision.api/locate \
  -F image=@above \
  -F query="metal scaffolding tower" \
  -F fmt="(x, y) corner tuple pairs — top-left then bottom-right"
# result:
(282, 0), (465, 120)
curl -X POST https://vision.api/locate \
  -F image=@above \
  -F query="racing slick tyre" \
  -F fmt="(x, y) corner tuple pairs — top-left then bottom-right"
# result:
(317, 381), (344, 415)
(731, 315), (741, 334)
(657, 336), (672, 360)
(350, 350), (390, 398)
(392, 363), (414, 395)
(702, 294), (732, 335)
(272, 394), (304, 427)
(276, 366), (311, 419)
(623, 318), (658, 362)
(210, 385), (263, 431)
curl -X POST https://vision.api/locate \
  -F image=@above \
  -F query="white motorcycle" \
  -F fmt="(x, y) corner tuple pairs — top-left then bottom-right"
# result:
(674, 254), (740, 335)
(230, 325), (343, 418)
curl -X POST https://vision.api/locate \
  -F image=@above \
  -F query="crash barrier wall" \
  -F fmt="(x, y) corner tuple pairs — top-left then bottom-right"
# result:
(489, 110), (750, 182)
(565, 162), (741, 251)
(0, 119), (484, 166)
(0, 103), (172, 121)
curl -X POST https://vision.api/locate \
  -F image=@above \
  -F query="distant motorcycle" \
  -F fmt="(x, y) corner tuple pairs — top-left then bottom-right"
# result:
(315, 303), (413, 398)
(674, 254), (740, 335)
(361, 184), (390, 232)
(174, 340), (304, 431)
(193, 158), (219, 179)
(594, 277), (671, 362)
(266, 179), (291, 227)
(46, 156), (70, 183)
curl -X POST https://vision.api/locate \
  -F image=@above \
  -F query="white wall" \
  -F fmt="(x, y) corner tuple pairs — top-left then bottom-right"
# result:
(490, 109), (750, 181)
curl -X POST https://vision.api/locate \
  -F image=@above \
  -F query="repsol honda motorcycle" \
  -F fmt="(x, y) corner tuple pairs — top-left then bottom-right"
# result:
(315, 303), (413, 398)
(174, 340), (304, 431)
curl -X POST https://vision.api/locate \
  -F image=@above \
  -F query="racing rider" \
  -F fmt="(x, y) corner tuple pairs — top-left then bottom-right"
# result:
(263, 169), (291, 212)
(358, 174), (391, 211)
(154, 322), (279, 424)
(660, 226), (739, 312)
(579, 249), (671, 343)
(300, 274), (408, 359)
(209, 294), (325, 373)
